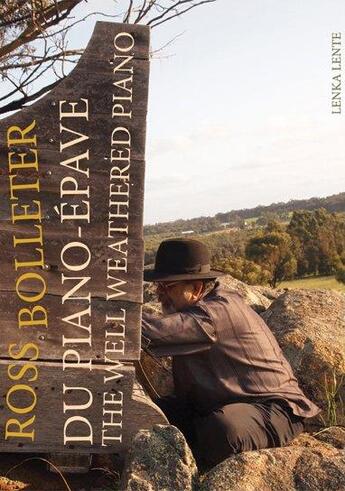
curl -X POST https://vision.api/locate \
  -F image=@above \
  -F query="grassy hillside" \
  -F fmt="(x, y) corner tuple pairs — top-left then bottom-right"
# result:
(280, 275), (345, 293)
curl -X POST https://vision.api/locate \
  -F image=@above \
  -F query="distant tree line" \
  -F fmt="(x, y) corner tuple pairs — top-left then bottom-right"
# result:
(216, 193), (345, 223)
(144, 192), (345, 236)
(216, 209), (345, 287)
(145, 207), (345, 288)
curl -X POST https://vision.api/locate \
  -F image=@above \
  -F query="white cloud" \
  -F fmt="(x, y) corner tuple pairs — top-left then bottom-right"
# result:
(144, 117), (345, 223)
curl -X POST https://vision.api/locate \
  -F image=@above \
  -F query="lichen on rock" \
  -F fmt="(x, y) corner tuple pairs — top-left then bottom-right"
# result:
(199, 430), (345, 491)
(262, 289), (345, 426)
(121, 424), (199, 491)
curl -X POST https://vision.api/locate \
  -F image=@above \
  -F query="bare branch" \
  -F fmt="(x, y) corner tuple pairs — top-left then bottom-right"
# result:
(124, 0), (134, 23)
(0, 49), (83, 71)
(22, 60), (58, 92)
(134, 0), (157, 24)
(0, 0), (218, 115)
(0, 39), (50, 102)
(0, 0), (83, 59)
(150, 30), (184, 57)
(147, 0), (198, 25)
(133, 0), (148, 23)
(0, 78), (62, 115)
(149, 0), (217, 28)
(0, 80), (23, 103)
(34, 10), (123, 39)
(3, 73), (26, 97)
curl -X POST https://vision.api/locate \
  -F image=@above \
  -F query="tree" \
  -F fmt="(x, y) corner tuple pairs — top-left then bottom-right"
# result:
(245, 231), (297, 288)
(256, 212), (280, 228)
(287, 208), (345, 276)
(264, 219), (284, 233)
(335, 267), (345, 285)
(213, 256), (271, 285)
(0, 0), (216, 114)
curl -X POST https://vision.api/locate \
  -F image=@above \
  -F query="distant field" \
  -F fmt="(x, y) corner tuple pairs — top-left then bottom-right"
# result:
(280, 275), (345, 292)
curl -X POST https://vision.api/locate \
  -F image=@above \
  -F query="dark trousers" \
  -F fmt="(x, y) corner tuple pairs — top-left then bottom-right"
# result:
(155, 396), (305, 468)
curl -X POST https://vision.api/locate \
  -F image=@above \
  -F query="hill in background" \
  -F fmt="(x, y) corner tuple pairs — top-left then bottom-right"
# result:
(144, 192), (345, 236)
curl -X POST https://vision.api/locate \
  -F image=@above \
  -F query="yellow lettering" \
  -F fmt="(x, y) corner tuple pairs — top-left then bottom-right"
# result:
(8, 149), (38, 173)
(15, 248), (44, 271)
(7, 120), (37, 147)
(9, 175), (40, 200)
(8, 343), (39, 361)
(5, 416), (35, 440)
(6, 384), (37, 415)
(18, 305), (48, 329)
(11, 200), (41, 223)
(16, 272), (46, 303)
(8, 363), (38, 382)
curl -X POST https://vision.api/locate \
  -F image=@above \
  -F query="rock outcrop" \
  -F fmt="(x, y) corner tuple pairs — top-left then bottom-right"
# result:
(121, 425), (345, 491)
(199, 427), (345, 491)
(312, 426), (345, 449)
(141, 284), (174, 396)
(121, 425), (198, 491)
(142, 282), (345, 417)
(219, 275), (274, 312)
(143, 282), (161, 315)
(262, 289), (345, 425)
(0, 477), (27, 491)
(137, 282), (345, 490)
(138, 350), (174, 397)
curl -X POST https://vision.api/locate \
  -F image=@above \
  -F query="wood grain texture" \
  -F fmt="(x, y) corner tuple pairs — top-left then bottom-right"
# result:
(0, 22), (158, 456)
(0, 158), (145, 233)
(0, 22), (149, 303)
(0, 105), (148, 157)
(0, 232), (144, 302)
(0, 293), (142, 361)
(0, 362), (167, 454)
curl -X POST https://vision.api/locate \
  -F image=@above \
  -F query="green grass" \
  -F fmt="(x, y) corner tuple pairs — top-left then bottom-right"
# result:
(280, 275), (345, 292)
(245, 216), (259, 224)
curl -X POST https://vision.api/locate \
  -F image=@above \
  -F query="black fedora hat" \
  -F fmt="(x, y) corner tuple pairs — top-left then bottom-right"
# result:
(144, 238), (224, 282)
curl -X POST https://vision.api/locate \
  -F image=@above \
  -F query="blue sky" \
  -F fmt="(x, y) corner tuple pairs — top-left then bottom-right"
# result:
(144, 0), (345, 224)
(2, 1), (345, 224)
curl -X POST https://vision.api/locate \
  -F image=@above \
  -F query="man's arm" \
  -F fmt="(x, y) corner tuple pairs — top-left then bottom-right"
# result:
(142, 305), (216, 356)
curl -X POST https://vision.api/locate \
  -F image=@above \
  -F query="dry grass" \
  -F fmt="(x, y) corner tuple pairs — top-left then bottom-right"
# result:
(280, 275), (345, 293)
(319, 370), (344, 428)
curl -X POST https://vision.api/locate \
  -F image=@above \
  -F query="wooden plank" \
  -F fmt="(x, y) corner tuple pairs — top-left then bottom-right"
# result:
(53, 59), (150, 116)
(0, 109), (148, 168)
(0, 219), (140, 242)
(0, 21), (156, 458)
(47, 454), (92, 474)
(0, 362), (167, 454)
(0, 236), (144, 303)
(0, 146), (147, 180)
(0, 158), (145, 234)
(6, 104), (148, 155)
(0, 23), (150, 158)
(77, 21), (150, 62)
(0, 293), (141, 361)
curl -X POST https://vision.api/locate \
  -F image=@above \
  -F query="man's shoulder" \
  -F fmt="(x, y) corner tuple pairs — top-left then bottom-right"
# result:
(180, 282), (248, 322)
(199, 282), (245, 310)
(205, 282), (242, 301)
